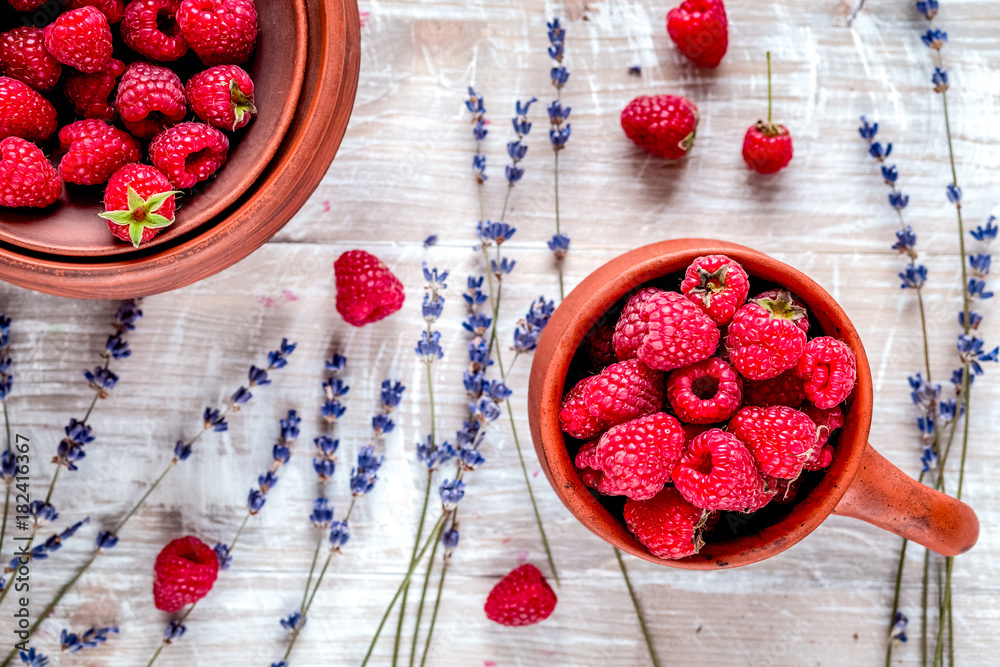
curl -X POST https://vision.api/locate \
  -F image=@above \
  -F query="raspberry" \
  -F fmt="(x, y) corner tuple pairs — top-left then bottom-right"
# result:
(149, 122), (229, 189)
(69, 0), (126, 23)
(575, 440), (629, 496)
(729, 405), (819, 480)
(42, 6), (113, 74)
(672, 428), (768, 512)
(177, 0), (258, 66)
(58, 120), (140, 186)
(680, 254), (749, 325)
(580, 412), (686, 501)
(115, 61), (187, 138)
(624, 486), (711, 560)
(743, 369), (806, 408)
(484, 564), (556, 627)
(666, 0), (728, 69)
(726, 289), (809, 380)
(612, 287), (663, 360)
(0, 137), (61, 208)
(621, 94), (699, 159)
(0, 77), (57, 142)
(744, 124), (793, 175)
(153, 535), (219, 612)
(186, 65), (256, 132)
(7, 0), (45, 10)
(583, 358), (664, 426)
(99, 163), (179, 247)
(637, 291), (719, 371)
(0, 27), (62, 92)
(796, 336), (857, 409)
(799, 403), (843, 471)
(754, 288), (810, 333)
(582, 321), (616, 368)
(333, 250), (406, 327)
(681, 421), (711, 443)
(771, 476), (803, 504)
(123, 0), (189, 61)
(666, 357), (742, 424)
(64, 57), (125, 122)
(559, 377), (608, 441)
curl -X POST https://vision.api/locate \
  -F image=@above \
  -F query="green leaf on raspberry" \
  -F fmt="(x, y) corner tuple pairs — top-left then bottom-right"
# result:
(230, 79), (257, 131)
(98, 185), (181, 247)
(754, 289), (807, 322)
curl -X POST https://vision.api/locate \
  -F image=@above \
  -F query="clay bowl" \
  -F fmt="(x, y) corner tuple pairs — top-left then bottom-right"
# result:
(0, 0), (359, 297)
(0, 0), (307, 257)
(527, 238), (980, 569)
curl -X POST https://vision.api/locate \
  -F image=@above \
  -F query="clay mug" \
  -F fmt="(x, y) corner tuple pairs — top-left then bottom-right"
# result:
(527, 239), (980, 569)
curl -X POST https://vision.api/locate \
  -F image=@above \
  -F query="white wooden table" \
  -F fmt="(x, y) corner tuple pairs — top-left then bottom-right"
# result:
(1, 0), (999, 664)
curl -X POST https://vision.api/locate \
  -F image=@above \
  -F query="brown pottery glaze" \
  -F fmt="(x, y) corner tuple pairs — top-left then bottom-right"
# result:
(0, 0), (360, 297)
(527, 238), (980, 569)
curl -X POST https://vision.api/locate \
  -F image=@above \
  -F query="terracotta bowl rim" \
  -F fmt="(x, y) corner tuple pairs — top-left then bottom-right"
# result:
(527, 238), (874, 569)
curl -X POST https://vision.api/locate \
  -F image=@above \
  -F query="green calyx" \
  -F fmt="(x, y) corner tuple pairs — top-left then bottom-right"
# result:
(98, 185), (180, 248)
(230, 79), (258, 131)
(755, 289), (807, 323)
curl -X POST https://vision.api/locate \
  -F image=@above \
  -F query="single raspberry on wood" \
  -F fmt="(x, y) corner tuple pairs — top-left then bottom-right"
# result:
(153, 535), (219, 612)
(726, 289), (809, 380)
(484, 564), (556, 627)
(624, 486), (713, 560)
(177, 0), (258, 66)
(0, 76), (58, 142)
(0, 136), (61, 208)
(69, 0), (126, 23)
(743, 369), (806, 408)
(149, 122), (229, 189)
(58, 119), (140, 186)
(581, 412), (686, 501)
(122, 0), (189, 62)
(115, 61), (187, 139)
(612, 287), (663, 361)
(186, 64), (256, 132)
(333, 250), (406, 327)
(559, 376), (609, 441)
(42, 6), (113, 73)
(666, 0), (729, 69)
(743, 52), (794, 174)
(64, 57), (125, 122)
(672, 428), (769, 512)
(0, 27), (62, 92)
(666, 357), (743, 424)
(638, 291), (719, 371)
(729, 405), (819, 480)
(584, 358), (664, 426)
(796, 336), (857, 409)
(680, 254), (750, 325)
(99, 163), (180, 247)
(621, 94), (699, 159)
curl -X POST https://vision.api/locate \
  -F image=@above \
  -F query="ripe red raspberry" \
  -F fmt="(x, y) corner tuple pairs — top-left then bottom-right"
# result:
(612, 287), (663, 361)
(0, 27), (62, 92)
(115, 61), (187, 138)
(743, 369), (806, 408)
(149, 121), (229, 189)
(729, 405), (819, 480)
(726, 289), (809, 380)
(99, 163), (179, 247)
(796, 336), (857, 409)
(583, 358), (664, 426)
(666, 357), (742, 424)
(575, 440), (629, 496)
(580, 412), (686, 501)
(771, 476), (803, 504)
(624, 486), (711, 560)
(333, 250), (406, 327)
(42, 6), (113, 73)
(0, 77), (57, 142)
(666, 0), (728, 69)
(743, 54), (793, 174)
(177, 0), (258, 66)
(621, 95), (699, 159)
(753, 289), (810, 333)
(123, 0), (189, 61)
(58, 119), (140, 186)
(638, 291), (719, 371)
(672, 428), (768, 512)
(583, 321), (616, 369)
(800, 402), (844, 450)
(153, 535), (219, 612)
(484, 564), (556, 627)
(69, 0), (126, 23)
(64, 57), (125, 121)
(559, 376), (609, 441)
(7, 0), (45, 10)
(680, 254), (749, 325)
(0, 137), (61, 208)
(186, 64), (256, 132)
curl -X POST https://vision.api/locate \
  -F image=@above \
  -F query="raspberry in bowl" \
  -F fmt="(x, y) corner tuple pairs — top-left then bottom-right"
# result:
(527, 239), (979, 568)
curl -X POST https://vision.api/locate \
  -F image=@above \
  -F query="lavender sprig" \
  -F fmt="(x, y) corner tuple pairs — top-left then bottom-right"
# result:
(546, 17), (571, 299)
(467, 87), (488, 221)
(60, 626), (118, 653)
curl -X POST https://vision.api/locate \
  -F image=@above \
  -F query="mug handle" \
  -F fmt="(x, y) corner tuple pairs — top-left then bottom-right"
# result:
(833, 443), (979, 557)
